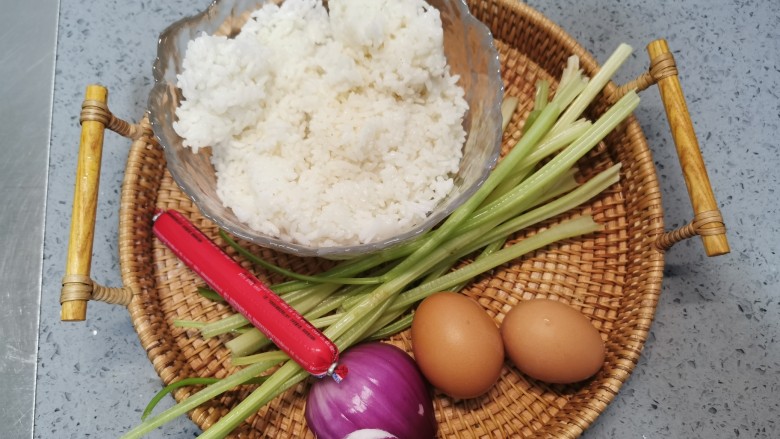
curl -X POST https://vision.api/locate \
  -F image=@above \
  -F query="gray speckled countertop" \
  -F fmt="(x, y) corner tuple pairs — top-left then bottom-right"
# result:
(35, 0), (778, 438)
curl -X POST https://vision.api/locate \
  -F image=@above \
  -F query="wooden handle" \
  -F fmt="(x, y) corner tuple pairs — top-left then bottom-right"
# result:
(61, 85), (109, 321)
(647, 39), (730, 256)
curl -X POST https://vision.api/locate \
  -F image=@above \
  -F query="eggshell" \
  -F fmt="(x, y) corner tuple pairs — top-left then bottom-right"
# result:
(501, 299), (605, 384)
(411, 292), (504, 399)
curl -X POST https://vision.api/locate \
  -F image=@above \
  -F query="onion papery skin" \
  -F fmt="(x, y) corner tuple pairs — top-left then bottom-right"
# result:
(305, 342), (437, 439)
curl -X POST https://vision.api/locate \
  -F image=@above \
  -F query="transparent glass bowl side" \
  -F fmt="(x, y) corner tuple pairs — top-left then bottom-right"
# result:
(148, 0), (504, 258)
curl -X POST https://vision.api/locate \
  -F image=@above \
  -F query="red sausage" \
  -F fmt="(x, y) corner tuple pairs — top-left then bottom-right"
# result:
(152, 209), (346, 381)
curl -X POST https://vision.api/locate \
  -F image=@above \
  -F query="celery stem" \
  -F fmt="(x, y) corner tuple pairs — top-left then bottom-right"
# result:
(551, 43), (633, 134)
(393, 217), (602, 309)
(501, 96), (519, 131)
(120, 360), (281, 439)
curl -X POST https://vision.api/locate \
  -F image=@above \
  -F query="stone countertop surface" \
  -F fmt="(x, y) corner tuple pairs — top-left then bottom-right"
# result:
(37, 0), (778, 437)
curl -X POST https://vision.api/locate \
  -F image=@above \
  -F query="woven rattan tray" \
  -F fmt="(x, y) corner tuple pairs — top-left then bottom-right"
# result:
(60, 1), (729, 437)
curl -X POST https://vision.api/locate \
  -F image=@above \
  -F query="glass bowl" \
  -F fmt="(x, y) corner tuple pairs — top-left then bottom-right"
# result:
(148, 0), (503, 258)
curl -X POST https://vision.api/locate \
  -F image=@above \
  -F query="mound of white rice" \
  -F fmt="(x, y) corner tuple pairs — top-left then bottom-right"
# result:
(174, 0), (468, 247)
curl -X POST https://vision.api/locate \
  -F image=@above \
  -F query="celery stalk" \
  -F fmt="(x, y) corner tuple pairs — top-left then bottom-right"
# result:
(483, 119), (591, 206)
(465, 91), (639, 233)
(550, 43), (633, 135)
(501, 96), (519, 131)
(120, 360), (284, 439)
(196, 361), (308, 439)
(229, 350), (289, 367)
(393, 216), (602, 308)
(366, 312), (415, 340)
(523, 80), (550, 133)
(199, 313), (250, 338)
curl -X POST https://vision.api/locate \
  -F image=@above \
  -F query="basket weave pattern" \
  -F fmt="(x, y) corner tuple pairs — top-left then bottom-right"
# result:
(119, 1), (665, 437)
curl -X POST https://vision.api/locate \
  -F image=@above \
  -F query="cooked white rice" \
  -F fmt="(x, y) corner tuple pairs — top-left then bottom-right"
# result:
(173, 0), (468, 247)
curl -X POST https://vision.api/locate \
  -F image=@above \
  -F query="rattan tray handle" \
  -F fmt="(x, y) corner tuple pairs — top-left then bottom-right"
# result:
(611, 39), (730, 257)
(60, 85), (145, 321)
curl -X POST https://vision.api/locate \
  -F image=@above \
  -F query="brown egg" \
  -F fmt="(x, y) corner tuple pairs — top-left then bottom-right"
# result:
(411, 292), (504, 399)
(501, 299), (605, 384)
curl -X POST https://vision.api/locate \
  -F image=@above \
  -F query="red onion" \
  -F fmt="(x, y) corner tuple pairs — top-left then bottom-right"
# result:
(305, 342), (437, 439)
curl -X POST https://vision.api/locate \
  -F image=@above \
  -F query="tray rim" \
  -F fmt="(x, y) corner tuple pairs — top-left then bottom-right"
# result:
(117, 1), (667, 437)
